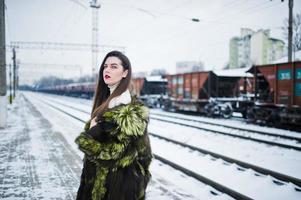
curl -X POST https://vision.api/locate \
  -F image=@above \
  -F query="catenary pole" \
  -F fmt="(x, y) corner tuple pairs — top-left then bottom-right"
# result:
(288, 0), (293, 62)
(0, 0), (6, 128)
(9, 64), (11, 104)
(12, 47), (16, 97)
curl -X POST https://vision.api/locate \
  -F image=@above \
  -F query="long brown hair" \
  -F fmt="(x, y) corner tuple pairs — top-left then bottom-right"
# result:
(91, 51), (132, 120)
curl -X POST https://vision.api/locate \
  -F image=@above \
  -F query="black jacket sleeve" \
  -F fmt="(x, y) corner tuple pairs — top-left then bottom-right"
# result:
(86, 120), (117, 142)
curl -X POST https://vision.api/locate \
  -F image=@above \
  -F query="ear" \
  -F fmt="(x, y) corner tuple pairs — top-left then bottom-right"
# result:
(122, 69), (128, 78)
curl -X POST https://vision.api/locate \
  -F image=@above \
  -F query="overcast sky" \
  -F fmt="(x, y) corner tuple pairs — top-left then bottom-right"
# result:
(4, 0), (301, 84)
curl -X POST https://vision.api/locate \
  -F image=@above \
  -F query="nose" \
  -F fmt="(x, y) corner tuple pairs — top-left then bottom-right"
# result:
(104, 67), (110, 74)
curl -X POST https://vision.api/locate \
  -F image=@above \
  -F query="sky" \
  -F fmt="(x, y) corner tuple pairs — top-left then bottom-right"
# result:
(4, 0), (301, 85)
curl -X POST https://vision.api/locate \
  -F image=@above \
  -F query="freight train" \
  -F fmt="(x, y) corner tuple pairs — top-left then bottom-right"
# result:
(161, 61), (301, 127)
(38, 82), (95, 99)
(35, 61), (301, 127)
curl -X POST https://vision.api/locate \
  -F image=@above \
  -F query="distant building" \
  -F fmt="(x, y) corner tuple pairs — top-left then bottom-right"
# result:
(229, 28), (285, 68)
(150, 68), (167, 76)
(229, 34), (252, 68)
(267, 38), (286, 63)
(132, 71), (148, 78)
(176, 61), (204, 73)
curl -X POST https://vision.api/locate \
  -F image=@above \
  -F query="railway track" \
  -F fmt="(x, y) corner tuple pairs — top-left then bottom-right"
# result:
(150, 115), (301, 152)
(149, 132), (301, 188)
(41, 94), (301, 152)
(150, 112), (301, 142)
(28, 92), (301, 199)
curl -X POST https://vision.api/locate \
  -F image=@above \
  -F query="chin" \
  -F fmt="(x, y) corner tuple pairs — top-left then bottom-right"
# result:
(105, 81), (116, 86)
(104, 79), (111, 85)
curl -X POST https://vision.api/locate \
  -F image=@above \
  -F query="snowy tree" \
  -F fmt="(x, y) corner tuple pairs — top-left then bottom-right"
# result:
(282, 13), (301, 52)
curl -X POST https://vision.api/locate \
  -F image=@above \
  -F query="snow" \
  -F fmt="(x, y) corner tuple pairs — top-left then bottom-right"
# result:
(148, 118), (301, 180)
(145, 76), (168, 82)
(151, 137), (300, 199)
(18, 91), (232, 200)
(31, 91), (301, 178)
(151, 114), (301, 148)
(213, 67), (253, 77)
(33, 92), (301, 179)
(150, 109), (301, 140)
(7, 91), (301, 199)
(0, 94), (81, 199)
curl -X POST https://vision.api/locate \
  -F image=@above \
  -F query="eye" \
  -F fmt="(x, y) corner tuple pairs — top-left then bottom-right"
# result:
(111, 65), (118, 69)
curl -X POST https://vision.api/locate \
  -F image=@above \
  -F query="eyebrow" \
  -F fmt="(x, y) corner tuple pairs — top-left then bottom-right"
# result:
(104, 63), (119, 66)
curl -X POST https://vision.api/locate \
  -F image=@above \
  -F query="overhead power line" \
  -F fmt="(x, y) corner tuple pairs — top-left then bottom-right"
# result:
(7, 41), (125, 52)
(18, 62), (82, 69)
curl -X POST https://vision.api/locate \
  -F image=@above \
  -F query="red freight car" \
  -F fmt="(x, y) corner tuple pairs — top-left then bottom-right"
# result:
(165, 68), (253, 118)
(132, 76), (168, 107)
(248, 61), (301, 126)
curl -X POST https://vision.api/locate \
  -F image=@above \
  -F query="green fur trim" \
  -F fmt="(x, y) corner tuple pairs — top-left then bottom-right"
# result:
(75, 132), (130, 161)
(75, 132), (101, 156)
(116, 151), (138, 168)
(92, 167), (109, 200)
(103, 103), (149, 138)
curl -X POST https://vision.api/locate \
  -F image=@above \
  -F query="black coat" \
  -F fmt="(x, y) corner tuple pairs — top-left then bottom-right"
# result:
(75, 101), (152, 200)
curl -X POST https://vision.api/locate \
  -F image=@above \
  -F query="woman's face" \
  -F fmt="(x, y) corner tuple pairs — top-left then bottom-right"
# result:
(103, 56), (128, 86)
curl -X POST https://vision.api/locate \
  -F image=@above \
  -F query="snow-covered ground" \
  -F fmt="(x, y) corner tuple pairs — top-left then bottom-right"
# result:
(0, 92), (240, 200)
(35, 92), (301, 179)
(0, 94), (81, 199)
(150, 114), (301, 148)
(18, 91), (301, 200)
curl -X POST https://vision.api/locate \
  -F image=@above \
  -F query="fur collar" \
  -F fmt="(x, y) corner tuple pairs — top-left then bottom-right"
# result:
(103, 98), (149, 139)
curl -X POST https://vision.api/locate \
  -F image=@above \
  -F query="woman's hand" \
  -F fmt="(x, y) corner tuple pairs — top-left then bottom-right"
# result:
(90, 117), (97, 129)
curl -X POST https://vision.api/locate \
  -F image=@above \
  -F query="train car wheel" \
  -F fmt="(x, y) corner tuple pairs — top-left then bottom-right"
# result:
(246, 106), (256, 123)
(221, 105), (233, 119)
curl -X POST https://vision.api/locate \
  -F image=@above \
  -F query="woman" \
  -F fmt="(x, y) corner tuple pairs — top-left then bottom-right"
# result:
(75, 51), (152, 200)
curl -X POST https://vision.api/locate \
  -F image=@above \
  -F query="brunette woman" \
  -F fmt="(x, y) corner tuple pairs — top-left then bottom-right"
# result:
(75, 51), (152, 200)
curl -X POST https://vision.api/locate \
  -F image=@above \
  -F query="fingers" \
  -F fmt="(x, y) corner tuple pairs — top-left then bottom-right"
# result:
(90, 117), (97, 129)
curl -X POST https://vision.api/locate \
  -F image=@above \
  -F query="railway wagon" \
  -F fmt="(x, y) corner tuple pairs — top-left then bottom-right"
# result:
(247, 61), (301, 126)
(37, 84), (68, 96)
(165, 68), (253, 118)
(65, 82), (95, 98)
(132, 76), (168, 107)
(37, 82), (95, 99)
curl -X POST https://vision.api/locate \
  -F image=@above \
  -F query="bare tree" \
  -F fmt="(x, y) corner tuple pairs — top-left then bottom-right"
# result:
(282, 13), (301, 52)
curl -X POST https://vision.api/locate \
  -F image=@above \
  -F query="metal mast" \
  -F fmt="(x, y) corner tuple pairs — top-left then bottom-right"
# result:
(90, 0), (100, 80)
(0, 0), (6, 127)
(288, 0), (293, 62)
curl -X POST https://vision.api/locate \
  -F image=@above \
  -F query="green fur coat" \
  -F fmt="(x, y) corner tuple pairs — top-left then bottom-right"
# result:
(75, 100), (152, 200)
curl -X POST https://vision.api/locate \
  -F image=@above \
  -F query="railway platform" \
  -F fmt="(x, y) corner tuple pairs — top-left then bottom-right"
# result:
(0, 94), (82, 199)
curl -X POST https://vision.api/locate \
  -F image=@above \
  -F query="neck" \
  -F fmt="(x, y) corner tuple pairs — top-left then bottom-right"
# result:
(108, 82), (120, 94)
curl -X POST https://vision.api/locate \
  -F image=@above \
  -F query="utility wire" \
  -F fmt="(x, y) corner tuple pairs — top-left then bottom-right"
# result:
(194, 0), (283, 28)
(104, 0), (199, 45)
